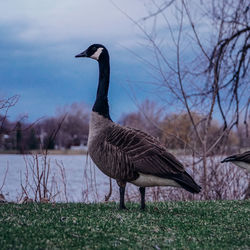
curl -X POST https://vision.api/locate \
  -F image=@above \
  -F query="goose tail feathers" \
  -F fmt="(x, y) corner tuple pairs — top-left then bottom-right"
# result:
(171, 172), (201, 193)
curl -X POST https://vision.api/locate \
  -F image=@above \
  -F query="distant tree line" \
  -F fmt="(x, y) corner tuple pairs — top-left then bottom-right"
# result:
(0, 102), (89, 152)
(0, 99), (249, 153)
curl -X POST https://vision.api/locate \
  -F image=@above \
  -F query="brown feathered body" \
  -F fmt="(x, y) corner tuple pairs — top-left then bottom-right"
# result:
(88, 112), (201, 193)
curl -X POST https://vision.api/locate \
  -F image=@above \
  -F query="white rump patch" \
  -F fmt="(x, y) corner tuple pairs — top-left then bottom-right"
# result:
(90, 47), (103, 60)
(130, 172), (181, 188)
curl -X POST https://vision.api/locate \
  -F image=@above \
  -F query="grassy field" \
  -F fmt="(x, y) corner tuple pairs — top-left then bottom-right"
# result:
(0, 201), (249, 249)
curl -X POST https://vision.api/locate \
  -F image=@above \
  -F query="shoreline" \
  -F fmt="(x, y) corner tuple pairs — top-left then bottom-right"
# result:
(0, 149), (88, 155)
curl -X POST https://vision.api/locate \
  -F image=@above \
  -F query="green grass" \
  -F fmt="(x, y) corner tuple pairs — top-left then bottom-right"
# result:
(0, 201), (249, 249)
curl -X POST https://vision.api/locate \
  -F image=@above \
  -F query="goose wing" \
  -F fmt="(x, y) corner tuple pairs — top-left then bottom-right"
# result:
(106, 124), (186, 176)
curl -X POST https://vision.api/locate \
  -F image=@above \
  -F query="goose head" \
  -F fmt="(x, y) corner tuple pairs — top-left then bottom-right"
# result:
(75, 44), (107, 61)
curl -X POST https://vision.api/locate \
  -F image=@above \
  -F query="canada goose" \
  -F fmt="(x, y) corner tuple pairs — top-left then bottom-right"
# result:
(221, 151), (250, 173)
(75, 44), (201, 209)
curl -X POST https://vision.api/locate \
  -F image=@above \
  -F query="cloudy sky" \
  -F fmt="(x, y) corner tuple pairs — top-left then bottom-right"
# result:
(0, 0), (202, 122)
(0, 0), (157, 122)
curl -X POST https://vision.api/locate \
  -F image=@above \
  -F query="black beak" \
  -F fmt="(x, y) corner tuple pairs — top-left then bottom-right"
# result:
(75, 50), (87, 58)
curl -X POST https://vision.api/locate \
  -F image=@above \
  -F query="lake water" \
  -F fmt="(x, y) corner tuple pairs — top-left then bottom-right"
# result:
(0, 154), (248, 203)
(0, 154), (113, 202)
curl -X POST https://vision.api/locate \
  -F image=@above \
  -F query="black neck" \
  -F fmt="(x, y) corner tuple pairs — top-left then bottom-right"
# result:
(92, 52), (111, 120)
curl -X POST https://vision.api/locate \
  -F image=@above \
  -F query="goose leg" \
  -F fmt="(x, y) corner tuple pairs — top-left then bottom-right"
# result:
(119, 186), (127, 209)
(117, 180), (127, 210)
(139, 187), (146, 210)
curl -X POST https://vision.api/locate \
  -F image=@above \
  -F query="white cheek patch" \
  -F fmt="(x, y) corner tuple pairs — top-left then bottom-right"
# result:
(90, 47), (103, 60)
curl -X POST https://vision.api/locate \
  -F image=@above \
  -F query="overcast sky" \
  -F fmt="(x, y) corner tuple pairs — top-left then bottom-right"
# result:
(0, 0), (203, 122)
